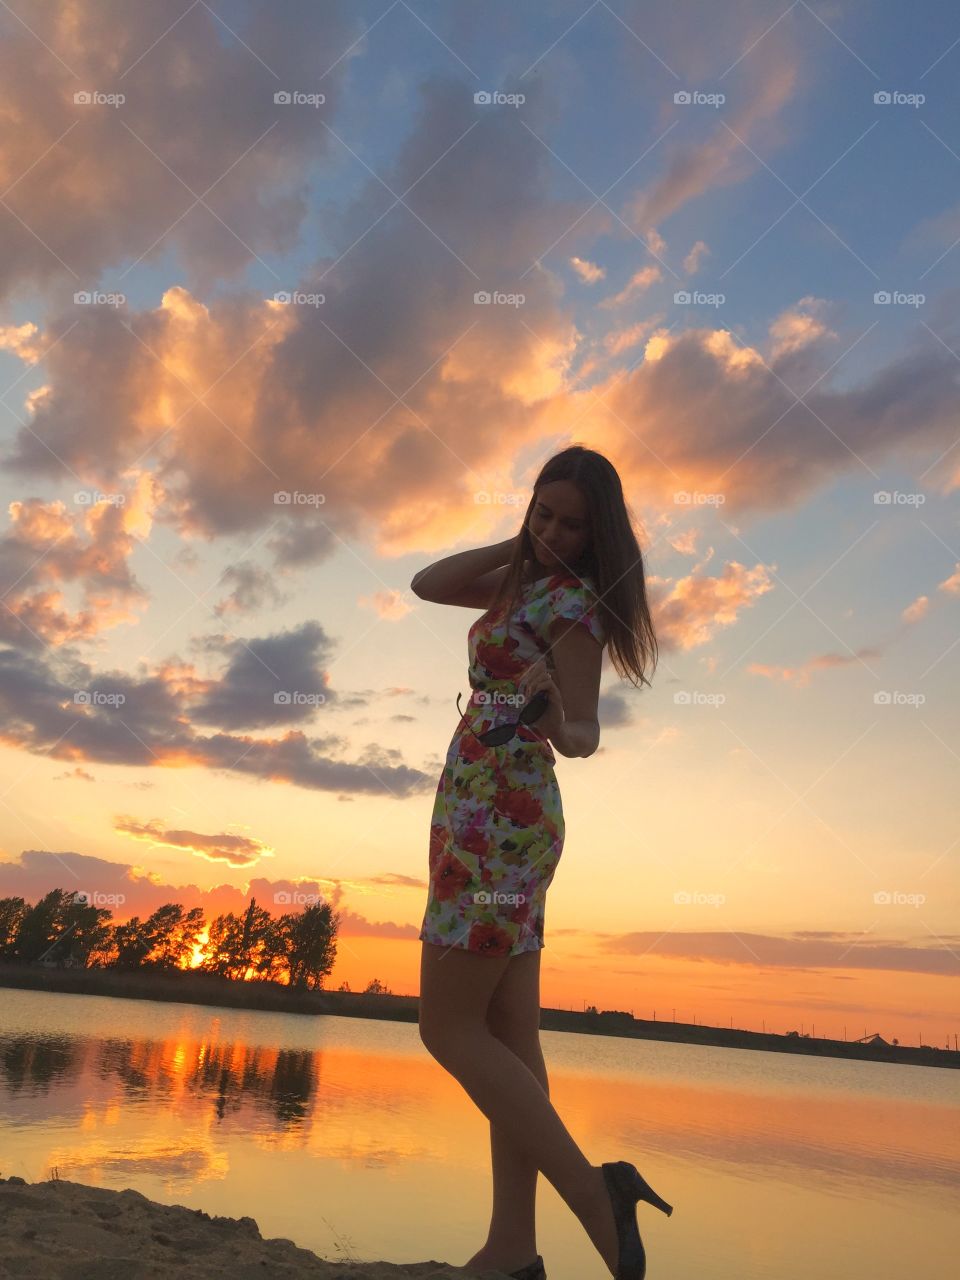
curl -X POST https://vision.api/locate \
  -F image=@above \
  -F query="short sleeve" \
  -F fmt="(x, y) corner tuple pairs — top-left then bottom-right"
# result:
(548, 578), (606, 648)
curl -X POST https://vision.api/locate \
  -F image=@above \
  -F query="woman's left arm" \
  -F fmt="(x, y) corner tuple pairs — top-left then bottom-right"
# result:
(518, 620), (602, 758)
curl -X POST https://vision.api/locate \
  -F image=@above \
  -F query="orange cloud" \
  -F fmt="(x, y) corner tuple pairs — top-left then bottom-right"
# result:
(652, 559), (775, 651)
(748, 647), (883, 687)
(114, 816), (275, 868)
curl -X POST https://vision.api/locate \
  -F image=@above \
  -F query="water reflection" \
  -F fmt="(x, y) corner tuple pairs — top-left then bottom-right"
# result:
(0, 991), (957, 1280)
(0, 1031), (318, 1128)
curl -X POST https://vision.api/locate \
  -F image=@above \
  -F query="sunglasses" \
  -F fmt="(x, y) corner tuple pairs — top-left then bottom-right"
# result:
(456, 687), (550, 747)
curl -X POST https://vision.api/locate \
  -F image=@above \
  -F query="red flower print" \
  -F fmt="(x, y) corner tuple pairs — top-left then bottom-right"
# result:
(433, 850), (475, 901)
(475, 634), (525, 680)
(494, 785), (543, 827)
(469, 921), (514, 955)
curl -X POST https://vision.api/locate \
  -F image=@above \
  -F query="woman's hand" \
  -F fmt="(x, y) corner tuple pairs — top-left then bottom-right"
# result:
(517, 656), (565, 742)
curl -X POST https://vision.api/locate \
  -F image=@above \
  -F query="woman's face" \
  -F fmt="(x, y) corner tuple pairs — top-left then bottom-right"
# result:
(527, 479), (590, 573)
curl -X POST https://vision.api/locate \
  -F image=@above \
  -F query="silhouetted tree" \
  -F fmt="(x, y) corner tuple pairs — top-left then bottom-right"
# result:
(10, 890), (110, 965)
(0, 897), (28, 960)
(364, 977), (392, 995)
(284, 902), (338, 991)
(202, 898), (275, 980)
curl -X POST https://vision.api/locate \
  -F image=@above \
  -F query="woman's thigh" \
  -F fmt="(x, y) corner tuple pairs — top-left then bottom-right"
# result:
(487, 948), (542, 1045)
(418, 940), (512, 1044)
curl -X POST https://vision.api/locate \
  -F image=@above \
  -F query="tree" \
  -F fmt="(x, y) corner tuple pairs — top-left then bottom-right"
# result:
(202, 898), (275, 980)
(144, 904), (205, 969)
(10, 890), (110, 966)
(284, 903), (338, 991)
(364, 977), (392, 995)
(0, 897), (28, 960)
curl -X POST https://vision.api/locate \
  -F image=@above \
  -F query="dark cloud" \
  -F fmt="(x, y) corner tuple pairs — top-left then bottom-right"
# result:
(0, 642), (430, 797)
(603, 929), (960, 977)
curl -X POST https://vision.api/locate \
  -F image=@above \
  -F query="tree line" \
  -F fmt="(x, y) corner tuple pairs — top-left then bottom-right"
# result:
(0, 889), (339, 991)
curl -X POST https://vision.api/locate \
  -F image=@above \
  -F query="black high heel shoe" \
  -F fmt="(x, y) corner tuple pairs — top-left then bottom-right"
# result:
(600, 1161), (673, 1280)
(507, 1256), (545, 1280)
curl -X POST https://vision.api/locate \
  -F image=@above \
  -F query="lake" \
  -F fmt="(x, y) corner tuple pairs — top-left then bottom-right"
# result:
(0, 987), (957, 1278)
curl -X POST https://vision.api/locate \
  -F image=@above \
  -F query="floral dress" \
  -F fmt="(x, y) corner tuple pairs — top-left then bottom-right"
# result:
(418, 570), (606, 957)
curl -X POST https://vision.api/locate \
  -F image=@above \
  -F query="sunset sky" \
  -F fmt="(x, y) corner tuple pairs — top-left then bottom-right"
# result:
(0, 1), (957, 1045)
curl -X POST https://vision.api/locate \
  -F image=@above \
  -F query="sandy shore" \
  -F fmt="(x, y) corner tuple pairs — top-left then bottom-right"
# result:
(0, 1176), (515, 1279)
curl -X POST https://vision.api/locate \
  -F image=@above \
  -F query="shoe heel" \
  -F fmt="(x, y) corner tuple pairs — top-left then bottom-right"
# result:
(627, 1167), (673, 1218)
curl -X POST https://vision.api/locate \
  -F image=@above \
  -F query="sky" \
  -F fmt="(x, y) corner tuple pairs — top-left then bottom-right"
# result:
(0, 0), (957, 1045)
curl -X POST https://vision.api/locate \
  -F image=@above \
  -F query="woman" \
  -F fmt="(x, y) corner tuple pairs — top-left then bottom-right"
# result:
(411, 446), (673, 1279)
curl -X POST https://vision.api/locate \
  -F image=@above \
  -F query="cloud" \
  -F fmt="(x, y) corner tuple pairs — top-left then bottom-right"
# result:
(0, 478), (159, 648)
(213, 562), (291, 618)
(359, 588), (415, 621)
(602, 928), (960, 977)
(0, 641), (430, 797)
(600, 265), (663, 308)
(0, 0), (358, 302)
(651, 559), (775, 651)
(901, 595), (929, 625)
(748, 647), (883, 687)
(551, 321), (960, 518)
(569, 256), (606, 283)
(189, 621), (336, 729)
(114, 816), (275, 868)
(683, 240), (709, 274)
(627, 35), (799, 229)
(2, 75), (594, 562)
(767, 296), (838, 361)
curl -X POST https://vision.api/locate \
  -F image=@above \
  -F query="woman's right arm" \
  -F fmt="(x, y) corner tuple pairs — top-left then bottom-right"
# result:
(410, 535), (519, 608)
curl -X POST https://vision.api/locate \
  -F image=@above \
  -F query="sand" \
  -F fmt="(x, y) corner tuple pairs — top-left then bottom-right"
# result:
(0, 1176), (516, 1280)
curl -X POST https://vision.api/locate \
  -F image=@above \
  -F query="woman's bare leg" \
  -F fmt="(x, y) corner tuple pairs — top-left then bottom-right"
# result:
(418, 941), (619, 1276)
(464, 951), (549, 1272)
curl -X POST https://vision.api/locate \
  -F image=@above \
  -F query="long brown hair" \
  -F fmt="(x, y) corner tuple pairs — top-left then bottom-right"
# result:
(489, 445), (658, 689)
